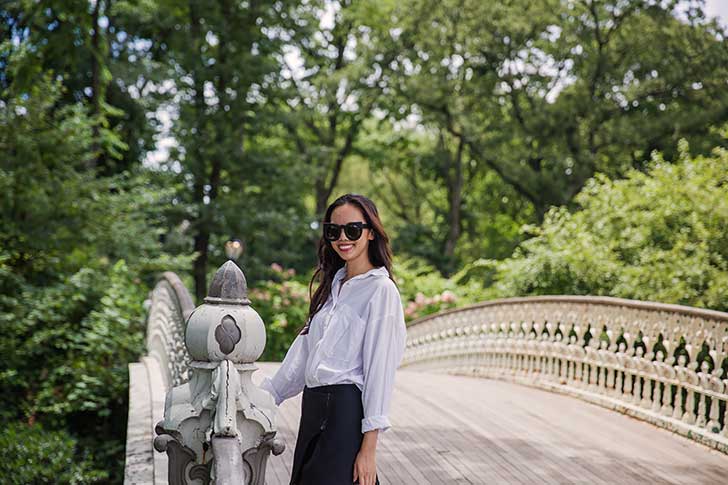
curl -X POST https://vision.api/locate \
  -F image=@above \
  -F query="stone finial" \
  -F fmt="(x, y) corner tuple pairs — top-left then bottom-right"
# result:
(205, 261), (250, 305)
(185, 263), (265, 363)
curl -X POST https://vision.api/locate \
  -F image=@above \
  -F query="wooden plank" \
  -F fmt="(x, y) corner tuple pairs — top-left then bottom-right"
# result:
(396, 374), (605, 485)
(399, 370), (728, 485)
(396, 382), (555, 484)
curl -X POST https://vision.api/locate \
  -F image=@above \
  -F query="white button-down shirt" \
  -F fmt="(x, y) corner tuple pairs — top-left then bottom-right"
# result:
(260, 264), (407, 433)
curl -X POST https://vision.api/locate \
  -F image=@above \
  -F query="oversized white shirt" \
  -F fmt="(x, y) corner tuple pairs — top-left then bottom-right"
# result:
(259, 264), (407, 434)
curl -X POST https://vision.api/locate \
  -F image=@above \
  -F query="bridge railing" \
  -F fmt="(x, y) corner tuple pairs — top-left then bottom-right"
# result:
(125, 272), (195, 485)
(401, 295), (728, 454)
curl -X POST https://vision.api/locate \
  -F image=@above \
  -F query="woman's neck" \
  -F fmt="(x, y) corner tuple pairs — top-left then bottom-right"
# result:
(344, 259), (376, 281)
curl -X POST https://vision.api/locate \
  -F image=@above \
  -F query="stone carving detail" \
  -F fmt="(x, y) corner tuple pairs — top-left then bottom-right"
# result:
(215, 315), (242, 355)
(152, 261), (285, 484)
(242, 431), (286, 485)
(401, 295), (728, 454)
(153, 429), (212, 485)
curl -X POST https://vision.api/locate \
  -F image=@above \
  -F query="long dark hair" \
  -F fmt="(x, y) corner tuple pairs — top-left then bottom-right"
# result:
(297, 193), (396, 335)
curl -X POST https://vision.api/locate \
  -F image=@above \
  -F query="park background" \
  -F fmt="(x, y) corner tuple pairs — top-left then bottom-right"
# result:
(1, 0), (728, 482)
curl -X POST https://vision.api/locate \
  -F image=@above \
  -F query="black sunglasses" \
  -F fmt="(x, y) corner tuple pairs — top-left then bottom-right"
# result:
(323, 222), (372, 241)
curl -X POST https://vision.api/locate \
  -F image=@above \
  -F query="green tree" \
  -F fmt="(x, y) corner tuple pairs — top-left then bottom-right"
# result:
(271, 0), (399, 217)
(379, 0), (728, 218)
(146, 0), (316, 300)
(0, 422), (104, 484)
(360, 120), (533, 275)
(1, 58), (192, 482)
(1, 0), (161, 174)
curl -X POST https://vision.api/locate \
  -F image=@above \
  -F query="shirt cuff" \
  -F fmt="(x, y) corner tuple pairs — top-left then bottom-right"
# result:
(361, 415), (391, 434)
(260, 377), (283, 406)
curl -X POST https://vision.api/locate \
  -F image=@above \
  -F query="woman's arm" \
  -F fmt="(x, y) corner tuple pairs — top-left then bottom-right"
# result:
(355, 286), (406, 485)
(260, 327), (310, 405)
(360, 284), (407, 434)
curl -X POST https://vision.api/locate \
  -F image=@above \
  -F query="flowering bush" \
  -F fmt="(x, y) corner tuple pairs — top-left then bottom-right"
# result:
(250, 263), (311, 361)
(403, 289), (458, 320)
(392, 255), (489, 323)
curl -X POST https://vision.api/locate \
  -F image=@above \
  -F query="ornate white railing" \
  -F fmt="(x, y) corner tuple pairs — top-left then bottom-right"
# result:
(401, 295), (728, 453)
(145, 271), (195, 388)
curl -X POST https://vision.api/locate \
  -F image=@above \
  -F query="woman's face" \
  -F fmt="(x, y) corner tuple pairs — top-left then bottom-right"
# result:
(329, 203), (375, 265)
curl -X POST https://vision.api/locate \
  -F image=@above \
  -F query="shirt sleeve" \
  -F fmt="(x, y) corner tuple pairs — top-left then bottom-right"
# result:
(360, 284), (407, 433)
(260, 328), (310, 406)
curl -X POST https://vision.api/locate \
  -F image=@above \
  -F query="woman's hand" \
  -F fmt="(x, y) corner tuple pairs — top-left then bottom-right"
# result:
(353, 430), (378, 484)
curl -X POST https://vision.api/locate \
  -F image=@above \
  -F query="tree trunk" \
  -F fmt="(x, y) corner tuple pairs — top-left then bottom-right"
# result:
(442, 136), (464, 275)
(190, 0), (209, 301)
(193, 231), (210, 301)
(89, 0), (102, 169)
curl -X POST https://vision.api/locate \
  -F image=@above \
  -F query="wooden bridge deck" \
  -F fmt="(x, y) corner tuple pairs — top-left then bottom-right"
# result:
(253, 362), (728, 485)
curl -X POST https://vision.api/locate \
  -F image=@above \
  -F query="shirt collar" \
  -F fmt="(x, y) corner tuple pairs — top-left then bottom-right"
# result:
(333, 264), (390, 286)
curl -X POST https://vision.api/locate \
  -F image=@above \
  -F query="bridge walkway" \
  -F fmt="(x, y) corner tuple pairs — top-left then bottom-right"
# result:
(254, 362), (728, 485)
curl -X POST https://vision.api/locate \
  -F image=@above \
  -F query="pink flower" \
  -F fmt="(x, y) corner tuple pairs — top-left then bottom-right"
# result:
(271, 262), (283, 272)
(415, 292), (425, 304)
(286, 268), (296, 276)
(405, 307), (415, 317)
(441, 290), (457, 303)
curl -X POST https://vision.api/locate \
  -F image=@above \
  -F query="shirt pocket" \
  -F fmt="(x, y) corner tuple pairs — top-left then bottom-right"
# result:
(320, 304), (366, 368)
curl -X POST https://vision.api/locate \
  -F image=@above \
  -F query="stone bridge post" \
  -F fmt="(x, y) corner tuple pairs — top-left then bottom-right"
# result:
(153, 261), (285, 484)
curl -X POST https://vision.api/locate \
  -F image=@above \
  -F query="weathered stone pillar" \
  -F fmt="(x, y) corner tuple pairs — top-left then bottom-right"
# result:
(154, 261), (284, 485)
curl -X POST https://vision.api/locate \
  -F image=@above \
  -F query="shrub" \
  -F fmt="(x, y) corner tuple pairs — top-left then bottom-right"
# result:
(487, 139), (728, 311)
(0, 422), (104, 484)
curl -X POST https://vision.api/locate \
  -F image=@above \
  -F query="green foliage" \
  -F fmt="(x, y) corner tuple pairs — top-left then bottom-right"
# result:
(251, 263), (312, 361)
(1, 2), (157, 174)
(0, 69), (192, 285)
(0, 48), (193, 482)
(0, 260), (160, 482)
(0, 422), (104, 485)
(361, 121), (535, 274)
(377, 0), (728, 217)
(487, 140), (728, 311)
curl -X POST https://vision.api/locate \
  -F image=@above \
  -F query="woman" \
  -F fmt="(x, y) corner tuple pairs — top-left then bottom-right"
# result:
(260, 193), (407, 485)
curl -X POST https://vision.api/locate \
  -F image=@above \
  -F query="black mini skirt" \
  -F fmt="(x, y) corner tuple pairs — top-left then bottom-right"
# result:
(290, 383), (381, 485)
